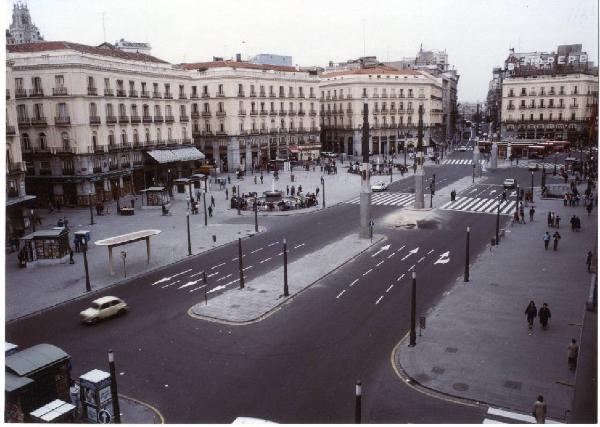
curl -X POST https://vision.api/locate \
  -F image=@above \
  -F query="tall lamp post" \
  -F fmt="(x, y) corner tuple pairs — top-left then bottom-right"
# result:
(496, 197), (501, 245)
(530, 171), (534, 203)
(413, 105), (425, 209)
(108, 350), (121, 423)
(359, 96), (372, 238)
(88, 192), (94, 225)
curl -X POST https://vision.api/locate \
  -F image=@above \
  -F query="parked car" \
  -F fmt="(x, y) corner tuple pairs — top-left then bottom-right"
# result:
(371, 182), (388, 192)
(458, 146), (467, 152)
(528, 162), (539, 171)
(503, 178), (516, 189)
(80, 296), (129, 324)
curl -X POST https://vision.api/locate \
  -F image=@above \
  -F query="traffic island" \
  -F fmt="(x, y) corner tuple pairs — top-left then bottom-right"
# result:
(189, 233), (384, 324)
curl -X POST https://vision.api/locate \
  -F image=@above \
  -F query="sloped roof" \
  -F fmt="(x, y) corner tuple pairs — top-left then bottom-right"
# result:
(6, 343), (69, 377)
(180, 60), (298, 73)
(322, 66), (423, 78)
(7, 41), (169, 64)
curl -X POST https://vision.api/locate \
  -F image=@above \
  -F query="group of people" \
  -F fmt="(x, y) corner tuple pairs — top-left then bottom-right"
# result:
(542, 230), (561, 250)
(546, 212), (561, 228)
(569, 214), (582, 232)
(524, 301), (552, 330)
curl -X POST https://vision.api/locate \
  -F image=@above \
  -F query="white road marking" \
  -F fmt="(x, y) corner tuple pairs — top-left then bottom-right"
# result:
(401, 247), (419, 261)
(336, 290), (346, 299)
(216, 273), (232, 282)
(417, 256), (425, 263)
(434, 251), (450, 265)
(363, 269), (373, 276)
(427, 249), (434, 255)
(489, 189), (497, 195)
(260, 257), (272, 264)
(375, 296), (384, 305)
(277, 252), (284, 256)
(387, 252), (396, 259)
(207, 272), (219, 278)
(160, 280), (181, 289)
(189, 285), (206, 293)
(207, 278), (240, 294)
(179, 279), (201, 289)
(371, 244), (391, 257)
(243, 266), (253, 271)
(397, 273), (405, 282)
(211, 262), (226, 270)
(376, 260), (384, 267)
(250, 247), (264, 254)
(386, 284), (394, 293)
(397, 245), (406, 252)
(293, 243), (305, 249)
(232, 257), (238, 261)
(486, 407), (562, 424)
(349, 279), (359, 287)
(189, 271), (205, 278)
(267, 241), (279, 247)
(152, 269), (193, 285)
(408, 264), (416, 271)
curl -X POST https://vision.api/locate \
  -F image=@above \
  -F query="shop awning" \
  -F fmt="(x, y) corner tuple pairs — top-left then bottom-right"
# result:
(146, 147), (205, 164)
(6, 344), (70, 377)
(6, 372), (34, 393)
(6, 194), (36, 207)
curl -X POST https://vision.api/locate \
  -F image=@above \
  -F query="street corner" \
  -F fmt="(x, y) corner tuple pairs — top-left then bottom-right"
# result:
(119, 394), (165, 424)
(390, 334), (482, 409)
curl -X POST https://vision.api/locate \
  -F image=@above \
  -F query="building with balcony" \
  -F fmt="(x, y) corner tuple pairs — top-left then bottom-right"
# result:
(179, 60), (320, 167)
(319, 65), (444, 158)
(7, 41), (201, 207)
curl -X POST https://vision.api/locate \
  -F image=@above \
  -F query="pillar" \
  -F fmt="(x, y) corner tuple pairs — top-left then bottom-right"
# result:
(212, 141), (221, 171)
(228, 137), (241, 171)
(108, 246), (114, 276)
(53, 183), (65, 206)
(146, 237), (151, 263)
(353, 130), (362, 158)
(245, 145), (252, 171)
(413, 166), (425, 209)
(473, 144), (482, 177)
(489, 142), (498, 170)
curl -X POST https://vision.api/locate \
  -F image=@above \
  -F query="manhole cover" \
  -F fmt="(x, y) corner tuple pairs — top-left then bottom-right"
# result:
(453, 382), (469, 391)
(417, 219), (441, 229)
(431, 367), (445, 375)
(504, 380), (522, 390)
(445, 347), (458, 353)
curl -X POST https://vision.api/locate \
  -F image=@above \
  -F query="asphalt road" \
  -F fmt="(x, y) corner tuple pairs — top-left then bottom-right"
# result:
(7, 151), (517, 423)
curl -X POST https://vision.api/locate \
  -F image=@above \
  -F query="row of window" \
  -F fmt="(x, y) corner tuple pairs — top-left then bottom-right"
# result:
(506, 98), (580, 109)
(321, 87), (426, 99)
(323, 115), (420, 126)
(505, 112), (579, 121)
(506, 85), (596, 97)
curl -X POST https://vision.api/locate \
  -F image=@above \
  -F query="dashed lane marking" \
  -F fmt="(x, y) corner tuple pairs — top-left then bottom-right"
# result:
(250, 247), (264, 254)
(427, 249), (434, 255)
(417, 256), (425, 263)
(376, 260), (384, 267)
(211, 262), (226, 270)
(408, 264), (416, 271)
(267, 241), (279, 247)
(349, 279), (359, 287)
(160, 280), (180, 289)
(152, 269), (193, 285)
(387, 252), (396, 259)
(216, 274), (232, 282)
(293, 243), (306, 249)
(259, 257), (272, 264)
(243, 266), (253, 271)
(386, 284), (394, 293)
(363, 269), (373, 276)
(397, 273), (405, 282)
(207, 272), (219, 278)
(336, 290), (346, 299)
(189, 285), (206, 293)
(375, 296), (384, 305)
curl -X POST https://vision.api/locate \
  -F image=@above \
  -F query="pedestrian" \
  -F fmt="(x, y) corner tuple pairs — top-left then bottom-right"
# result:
(586, 202), (593, 215)
(502, 190), (507, 201)
(228, 175), (231, 184)
(69, 248), (75, 264)
(211, 195), (215, 207)
(525, 300), (537, 329)
(286, 185), (290, 196)
(538, 303), (551, 329)
(57, 217), (64, 227)
(543, 232), (551, 250)
(69, 380), (80, 412)
(570, 215), (577, 231)
(254, 175), (257, 185)
(225, 188), (229, 200)
(554, 215), (560, 229)
(208, 205), (213, 217)
(260, 174), (264, 184)
(533, 395), (547, 424)
(567, 339), (579, 371)
(529, 206), (535, 222)
(291, 185), (295, 196)
(298, 185), (302, 193)
(316, 187), (320, 197)
(586, 250), (593, 272)
(575, 215), (581, 231)
(232, 186), (236, 196)
(520, 205), (525, 223)
(547, 212), (552, 227)
(564, 193), (568, 206)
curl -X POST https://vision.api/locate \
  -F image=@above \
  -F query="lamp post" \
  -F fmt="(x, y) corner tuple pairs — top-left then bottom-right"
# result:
(254, 200), (258, 232)
(530, 171), (534, 203)
(203, 191), (208, 226)
(238, 237), (244, 289)
(186, 211), (192, 256)
(359, 96), (372, 238)
(464, 226), (470, 282)
(283, 238), (289, 297)
(413, 105), (425, 209)
(88, 193), (94, 225)
(82, 240), (91, 292)
(107, 350), (121, 423)
(496, 198), (501, 245)
(355, 381), (362, 424)
(409, 271), (417, 346)
(322, 178), (326, 208)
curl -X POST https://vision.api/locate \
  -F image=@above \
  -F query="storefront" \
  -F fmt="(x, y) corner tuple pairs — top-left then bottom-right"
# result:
(140, 187), (170, 208)
(19, 228), (70, 264)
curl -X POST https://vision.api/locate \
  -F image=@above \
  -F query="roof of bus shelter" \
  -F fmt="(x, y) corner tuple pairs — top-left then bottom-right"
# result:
(146, 147), (204, 164)
(94, 229), (161, 247)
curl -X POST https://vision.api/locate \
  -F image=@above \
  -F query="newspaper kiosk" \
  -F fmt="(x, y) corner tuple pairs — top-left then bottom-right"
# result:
(79, 369), (113, 423)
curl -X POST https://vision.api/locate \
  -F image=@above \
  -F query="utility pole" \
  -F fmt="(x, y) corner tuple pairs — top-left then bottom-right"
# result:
(187, 211), (192, 256)
(283, 238), (289, 297)
(464, 227), (470, 282)
(496, 199), (501, 245)
(530, 171), (534, 203)
(359, 95), (371, 238)
(322, 179), (326, 208)
(88, 193), (94, 225)
(238, 237), (244, 289)
(203, 192), (208, 226)
(413, 105), (425, 209)
(409, 271), (417, 346)
(83, 241), (91, 292)
(355, 381), (362, 424)
(108, 349), (121, 423)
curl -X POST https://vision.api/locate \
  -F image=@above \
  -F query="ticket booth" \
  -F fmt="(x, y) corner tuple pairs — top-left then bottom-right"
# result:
(140, 187), (170, 209)
(79, 369), (113, 423)
(19, 229), (70, 264)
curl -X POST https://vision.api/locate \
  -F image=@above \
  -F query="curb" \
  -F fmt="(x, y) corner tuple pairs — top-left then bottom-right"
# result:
(188, 234), (387, 325)
(119, 393), (165, 424)
(6, 227), (267, 324)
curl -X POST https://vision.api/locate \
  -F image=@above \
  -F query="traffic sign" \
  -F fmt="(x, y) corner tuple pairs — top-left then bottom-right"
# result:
(98, 409), (111, 424)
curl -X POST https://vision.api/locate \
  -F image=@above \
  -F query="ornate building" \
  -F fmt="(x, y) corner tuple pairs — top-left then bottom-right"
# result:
(6, 2), (44, 45)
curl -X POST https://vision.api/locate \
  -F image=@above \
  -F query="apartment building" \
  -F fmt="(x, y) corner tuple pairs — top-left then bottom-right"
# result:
(319, 66), (444, 157)
(180, 61), (321, 168)
(501, 73), (598, 140)
(8, 41), (200, 207)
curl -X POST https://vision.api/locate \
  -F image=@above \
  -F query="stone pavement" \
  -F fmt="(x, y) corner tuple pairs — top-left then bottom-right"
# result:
(190, 233), (383, 323)
(394, 183), (597, 421)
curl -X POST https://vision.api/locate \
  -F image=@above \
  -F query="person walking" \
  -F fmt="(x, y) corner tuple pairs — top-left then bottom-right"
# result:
(568, 339), (579, 371)
(519, 204), (526, 224)
(254, 175), (257, 185)
(552, 231), (561, 251)
(538, 303), (551, 329)
(525, 301), (538, 329)
(554, 215), (560, 229)
(547, 212), (553, 227)
(586, 201), (593, 215)
(208, 205), (213, 217)
(286, 185), (290, 196)
(211, 195), (215, 208)
(316, 187), (320, 197)
(533, 395), (547, 424)
(225, 188), (229, 200)
(586, 250), (593, 272)
(570, 215), (577, 231)
(69, 248), (75, 265)
(543, 232), (551, 250)
(502, 190), (507, 201)
(529, 206), (535, 222)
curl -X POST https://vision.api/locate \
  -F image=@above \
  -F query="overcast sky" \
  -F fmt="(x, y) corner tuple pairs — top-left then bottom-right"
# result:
(4, 0), (598, 102)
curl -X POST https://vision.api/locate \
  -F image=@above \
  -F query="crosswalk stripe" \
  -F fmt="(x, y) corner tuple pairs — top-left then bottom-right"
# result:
(454, 197), (477, 210)
(478, 199), (498, 212)
(439, 197), (514, 216)
(501, 201), (516, 214)
(471, 198), (490, 211)
(486, 407), (562, 424)
(345, 192), (415, 207)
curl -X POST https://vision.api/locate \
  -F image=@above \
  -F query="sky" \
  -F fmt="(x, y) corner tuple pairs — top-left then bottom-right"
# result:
(4, 0), (598, 102)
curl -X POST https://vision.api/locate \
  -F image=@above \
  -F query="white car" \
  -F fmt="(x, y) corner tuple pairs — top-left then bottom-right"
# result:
(80, 296), (129, 324)
(458, 146), (467, 152)
(371, 182), (388, 192)
(503, 178), (516, 189)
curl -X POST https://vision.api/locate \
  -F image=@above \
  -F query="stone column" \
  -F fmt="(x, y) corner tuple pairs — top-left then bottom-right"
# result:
(473, 144), (482, 177)
(245, 144), (252, 171)
(489, 142), (498, 170)
(413, 166), (425, 209)
(353, 130), (362, 158)
(53, 183), (65, 206)
(212, 141), (221, 170)
(227, 136), (241, 171)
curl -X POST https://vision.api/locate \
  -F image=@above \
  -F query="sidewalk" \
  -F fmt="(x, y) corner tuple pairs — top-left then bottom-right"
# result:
(394, 185), (597, 421)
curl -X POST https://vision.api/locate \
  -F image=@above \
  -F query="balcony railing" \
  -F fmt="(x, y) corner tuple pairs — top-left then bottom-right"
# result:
(279, 110), (287, 116)
(31, 117), (47, 126)
(507, 106), (515, 110)
(180, 115), (189, 122)
(279, 93), (285, 98)
(191, 93), (199, 99)
(154, 115), (164, 122)
(6, 125), (16, 135)
(216, 111), (226, 117)
(260, 110), (268, 116)
(269, 92), (276, 97)
(117, 89), (127, 97)
(87, 87), (98, 96)
(309, 110), (317, 116)
(164, 93), (173, 99)
(201, 93), (210, 98)
(130, 115), (141, 123)
(129, 90), (138, 97)
(106, 115), (117, 124)
(89, 116), (101, 125)
(17, 116), (30, 126)
(288, 110), (296, 116)
(142, 115), (153, 123)
(15, 88), (27, 98)
(250, 111), (258, 116)
(141, 90), (150, 98)
(178, 93), (187, 99)
(52, 87), (68, 96)
(309, 93), (316, 98)
(249, 92), (257, 97)
(298, 110), (306, 116)
(165, 115), (175, 123)
(237, 92), (245, 97)
(152, 92), (162, 98)
(269, 110), (277, 116)
(191, 111), (200, 119)
(55, 116), (71, 126)
(238, 110), (247, 116)
(202, 111), (212, 118)
(8, 162), (24, 172)
(570, 104), (579, 109)
(216, 92), (225, 98)
(259, 92), (266, 97)
(104, 89), (114, 96)
(118, 115), (129, 124)
(29, 89), (44, 97)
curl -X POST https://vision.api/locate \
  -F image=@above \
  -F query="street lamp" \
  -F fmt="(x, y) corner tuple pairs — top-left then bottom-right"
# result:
(359, 96), (372, 239)
(530, 171), (534, 203)
(107, 350), (121, 423)
(495, 197), (501, 245)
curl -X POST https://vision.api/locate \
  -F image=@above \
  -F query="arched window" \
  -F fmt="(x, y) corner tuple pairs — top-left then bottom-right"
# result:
(38, 133), (47, 150)
(121, 130), (127, 145)
(167, 128), (172, 141)
(182, 127), (187, 140)
(108, 130), (115, 146)
(280, 119), (285, 129)
(156, 128), (162, 142)
(145, 129), (151, 143)
(21, 133), (30, 150)
(92, 131), (97, 150)
(133, 129), (139, 145)
(61, 132), (70, 150)
(89, 102), (97, 116)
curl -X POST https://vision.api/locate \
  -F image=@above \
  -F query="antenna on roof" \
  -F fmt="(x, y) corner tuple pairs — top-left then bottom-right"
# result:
(101, 12), (106, 42)
(362, 18), (366, 58)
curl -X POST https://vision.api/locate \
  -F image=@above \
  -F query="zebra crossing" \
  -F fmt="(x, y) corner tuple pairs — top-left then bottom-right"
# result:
(346, 192), (415, 207)
(439, 196), (515, 215)
(442, 159), (486, 166)
(483, 406), (563, 424)
(512, 161), (558, 169)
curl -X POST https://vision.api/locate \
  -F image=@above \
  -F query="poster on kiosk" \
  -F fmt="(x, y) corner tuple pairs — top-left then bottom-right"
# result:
(80, 369), (114, 423)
